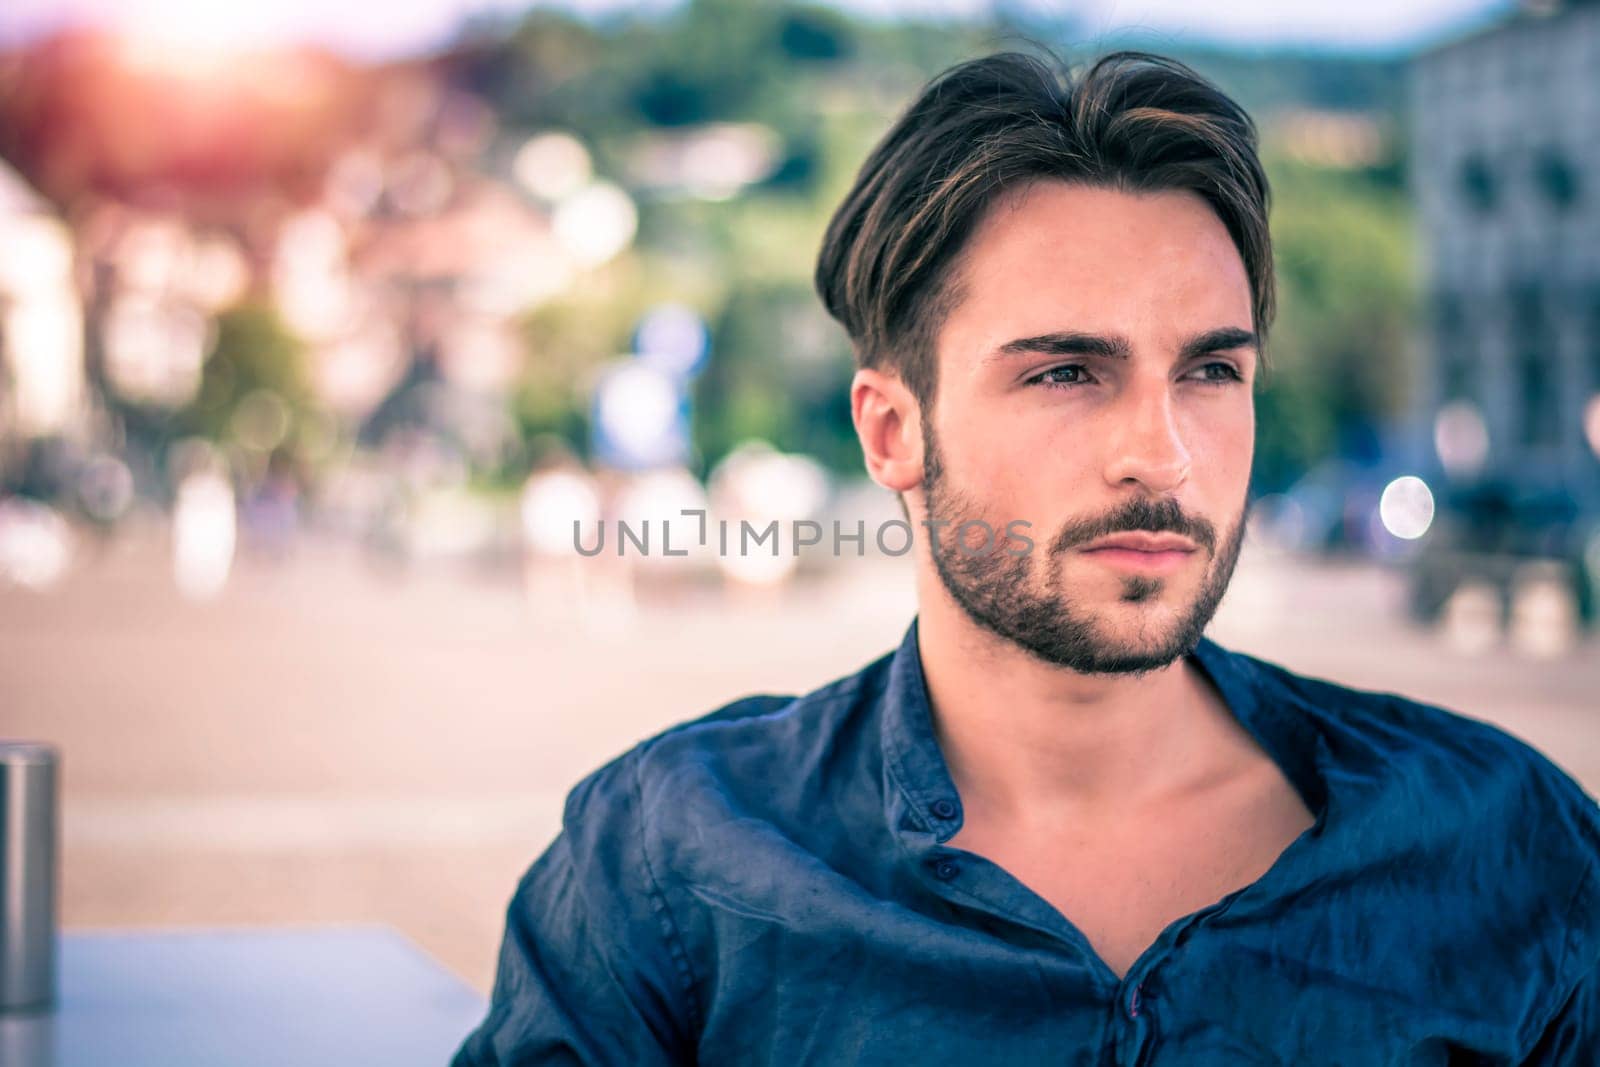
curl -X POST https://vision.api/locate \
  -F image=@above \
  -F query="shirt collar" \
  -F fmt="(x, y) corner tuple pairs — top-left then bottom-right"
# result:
(878, 616), (1330, 847)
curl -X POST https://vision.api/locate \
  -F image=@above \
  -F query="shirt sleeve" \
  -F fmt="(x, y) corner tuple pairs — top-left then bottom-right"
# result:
(1520, 794), (1600, 1066)
(450, 751), (698, 1066)
(1520, 957), (1599, 1065)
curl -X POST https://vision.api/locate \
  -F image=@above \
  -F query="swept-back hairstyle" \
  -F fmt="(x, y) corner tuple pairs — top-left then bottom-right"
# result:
(814, 49), (1274, 409)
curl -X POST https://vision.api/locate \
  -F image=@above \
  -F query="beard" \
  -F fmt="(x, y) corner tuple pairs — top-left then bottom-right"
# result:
(920, 421), (1247, 677)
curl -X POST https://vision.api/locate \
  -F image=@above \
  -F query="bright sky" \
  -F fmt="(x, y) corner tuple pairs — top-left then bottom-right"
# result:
(0, 0), (1515, 59)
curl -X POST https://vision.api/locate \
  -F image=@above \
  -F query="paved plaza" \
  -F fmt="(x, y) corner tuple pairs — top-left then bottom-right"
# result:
(3, 527), (1597, 995)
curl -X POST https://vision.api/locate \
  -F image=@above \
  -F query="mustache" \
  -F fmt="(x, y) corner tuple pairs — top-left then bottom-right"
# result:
(1049, 497), (1217, 555)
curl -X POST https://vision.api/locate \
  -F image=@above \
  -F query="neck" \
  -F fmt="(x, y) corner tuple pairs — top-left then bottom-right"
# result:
(913, 578), (1239, 827)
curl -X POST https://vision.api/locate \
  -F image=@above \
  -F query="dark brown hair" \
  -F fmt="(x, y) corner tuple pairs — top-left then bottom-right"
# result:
(814, 48), (1275, 409)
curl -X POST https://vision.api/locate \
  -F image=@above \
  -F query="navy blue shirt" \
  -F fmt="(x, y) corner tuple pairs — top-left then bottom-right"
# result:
(453, 619), (1600, 1065)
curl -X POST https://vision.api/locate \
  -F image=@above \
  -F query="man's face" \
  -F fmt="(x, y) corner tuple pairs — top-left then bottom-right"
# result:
(917, 181), (1257, 676)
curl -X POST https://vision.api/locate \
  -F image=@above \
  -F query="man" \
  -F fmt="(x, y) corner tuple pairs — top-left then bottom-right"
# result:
(454, 50), (1600, 1064)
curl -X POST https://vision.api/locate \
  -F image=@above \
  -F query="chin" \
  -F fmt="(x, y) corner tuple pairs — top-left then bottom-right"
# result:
(1086, 613), (1192, 651)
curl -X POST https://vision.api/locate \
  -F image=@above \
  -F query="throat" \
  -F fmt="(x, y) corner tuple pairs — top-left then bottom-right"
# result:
(945, 752), (1315, 981)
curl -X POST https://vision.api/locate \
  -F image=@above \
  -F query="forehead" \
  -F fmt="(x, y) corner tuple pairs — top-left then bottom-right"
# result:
(940, 180), (1254, 360)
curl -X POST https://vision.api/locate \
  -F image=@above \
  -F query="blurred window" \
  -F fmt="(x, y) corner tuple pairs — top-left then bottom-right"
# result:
(1589, 288), (1600, 392)
(1533, 148), (1579, 211)
(1511, 285), (1559, 448)
(1459, 154), (1497, 213)
(1432, 291), (1475, 403)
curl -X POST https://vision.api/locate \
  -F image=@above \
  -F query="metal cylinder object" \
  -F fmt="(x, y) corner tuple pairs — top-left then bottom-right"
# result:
(0, 742), (57, 1013)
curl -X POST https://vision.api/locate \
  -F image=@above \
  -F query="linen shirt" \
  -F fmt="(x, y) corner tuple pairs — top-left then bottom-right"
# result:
(453, 618), (1600, 1065)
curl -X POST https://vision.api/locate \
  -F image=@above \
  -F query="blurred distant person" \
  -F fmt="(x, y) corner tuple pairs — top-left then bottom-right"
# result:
(518, 442), (604, 629)
(240, 450), (303, 562)
(455, 50), (1599, 1065)
(171, 447), (236, 600)
(707, 441), (828, 591)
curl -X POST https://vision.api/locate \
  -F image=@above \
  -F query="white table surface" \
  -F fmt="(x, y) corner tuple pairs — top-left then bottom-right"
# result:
(0, 926), (489, 1066)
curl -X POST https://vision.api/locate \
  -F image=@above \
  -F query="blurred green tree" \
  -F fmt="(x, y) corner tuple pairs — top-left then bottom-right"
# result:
(173, 303), (317, 459)
(1255, 158), (1417, 491)
(461, 7), (1419, 488)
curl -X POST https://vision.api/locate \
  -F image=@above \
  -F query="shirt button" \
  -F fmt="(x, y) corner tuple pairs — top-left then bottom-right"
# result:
(931, 798), (958, 820)
(1126, 983), (1143, 1019)
(933, 858), (960, 881)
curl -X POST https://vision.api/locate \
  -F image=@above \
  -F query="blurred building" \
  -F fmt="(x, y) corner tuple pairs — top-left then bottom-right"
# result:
(1410, 0), (1600, 505)
(0, 158), (85, 445)
(0, 31), (619, 508)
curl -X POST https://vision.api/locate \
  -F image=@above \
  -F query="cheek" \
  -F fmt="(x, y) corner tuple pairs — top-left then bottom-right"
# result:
(974, 424), (1103, 525)
(939, 404), (1044, 483)
(1198, 413), (1252, 463)
(1183, 403), (1255, 497)
(1180, 386), (1252, 443)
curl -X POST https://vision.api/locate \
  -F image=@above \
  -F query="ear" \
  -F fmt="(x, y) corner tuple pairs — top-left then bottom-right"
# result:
(851, 367), (924, 494)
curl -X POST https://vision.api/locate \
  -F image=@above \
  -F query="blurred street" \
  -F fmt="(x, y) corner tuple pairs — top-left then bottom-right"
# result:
(2, 5), (1600, 1062)
(2, 526), (1597, 996)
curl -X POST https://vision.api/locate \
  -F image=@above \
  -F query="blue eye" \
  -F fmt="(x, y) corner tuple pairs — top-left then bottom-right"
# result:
(1028, 364), (1094, 388)
(1193, 362), (1244, 385)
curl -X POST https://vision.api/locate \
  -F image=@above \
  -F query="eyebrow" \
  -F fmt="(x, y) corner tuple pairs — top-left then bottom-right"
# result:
(986, 326), (1258, 365)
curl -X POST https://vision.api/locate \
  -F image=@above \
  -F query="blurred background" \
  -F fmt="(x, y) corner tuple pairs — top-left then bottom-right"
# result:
(0, 0), (1597, 996)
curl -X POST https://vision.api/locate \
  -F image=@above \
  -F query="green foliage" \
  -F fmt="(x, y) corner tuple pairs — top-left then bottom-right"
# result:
(694, 279), (856, 476)
(467, 4), (1421, 484)
(1255, 157), (1417, 490)
(177, 302), (314, 446)
(509, 269), (641, 461)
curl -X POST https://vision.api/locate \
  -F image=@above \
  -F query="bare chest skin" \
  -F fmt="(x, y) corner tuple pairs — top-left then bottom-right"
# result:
(946, 756), (1316, 981)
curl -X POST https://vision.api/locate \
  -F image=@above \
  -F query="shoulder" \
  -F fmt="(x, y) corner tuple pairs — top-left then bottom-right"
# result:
(1230, 644), (1600, 911)
(1230, 646), (1600, 1016)
(557, 646), (896, 843)
(1235, 644), (1595, 818)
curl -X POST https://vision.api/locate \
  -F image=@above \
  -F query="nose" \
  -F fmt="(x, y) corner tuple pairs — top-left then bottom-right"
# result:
(1101, 375), (1192, 494)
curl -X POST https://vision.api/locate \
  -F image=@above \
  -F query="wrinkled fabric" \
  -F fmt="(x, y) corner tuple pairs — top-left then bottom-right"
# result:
(453, 617), (1600, 1066)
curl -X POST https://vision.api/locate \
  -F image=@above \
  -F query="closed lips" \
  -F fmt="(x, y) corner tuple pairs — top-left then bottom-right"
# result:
(1081, 533), (1197, 552)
